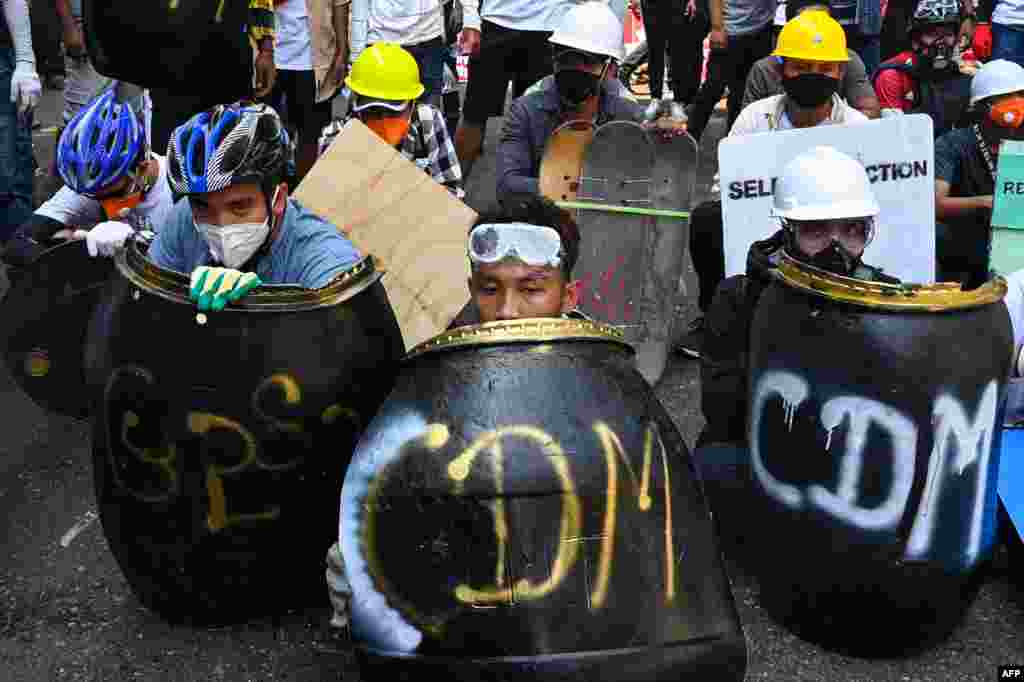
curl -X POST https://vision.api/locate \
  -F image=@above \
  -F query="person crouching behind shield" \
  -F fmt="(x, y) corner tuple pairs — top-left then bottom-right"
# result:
(147, 101), (363, 312)
(318, 43), (464, 198)
(694, 146), (898, 534)
(323, 197), (582, 641)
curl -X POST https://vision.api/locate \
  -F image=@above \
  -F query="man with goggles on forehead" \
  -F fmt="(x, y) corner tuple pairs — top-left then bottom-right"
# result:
(497, 1), (688, 203)
(146, 101), (361, 312)
(1, 83), (171, 270)
(317, 43), (463, 198)
(451, 196), (584, 326)
(696, 147), (897, 479)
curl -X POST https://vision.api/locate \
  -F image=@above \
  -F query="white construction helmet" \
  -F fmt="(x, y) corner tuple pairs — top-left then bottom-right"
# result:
(773, 146), (880, 221)
(549, 1), (625, 63)
(970, 59), (1024, 106)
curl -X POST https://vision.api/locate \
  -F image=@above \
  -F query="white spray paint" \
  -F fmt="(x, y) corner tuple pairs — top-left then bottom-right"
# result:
(905, 381), (999, 563)
(810, 397), (916, 532)
(338, 411), (427, 653)
(750, 371), (1001, 562)
(750, 371), (810, 509)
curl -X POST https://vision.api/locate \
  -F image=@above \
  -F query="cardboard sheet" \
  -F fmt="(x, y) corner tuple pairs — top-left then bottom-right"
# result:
(293, 119), (477, 350)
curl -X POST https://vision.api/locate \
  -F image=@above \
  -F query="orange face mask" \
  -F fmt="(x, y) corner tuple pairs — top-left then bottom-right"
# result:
(364, 116), (411, 147)
(990, 96), (1024, 129)
(100, 191), (144, 219)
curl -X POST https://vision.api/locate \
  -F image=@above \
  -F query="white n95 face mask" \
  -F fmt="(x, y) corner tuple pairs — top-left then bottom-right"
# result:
(195, 188), (279, 269)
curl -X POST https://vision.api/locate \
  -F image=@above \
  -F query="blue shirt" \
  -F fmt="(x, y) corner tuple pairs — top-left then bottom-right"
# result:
(148, 198), (362, 289)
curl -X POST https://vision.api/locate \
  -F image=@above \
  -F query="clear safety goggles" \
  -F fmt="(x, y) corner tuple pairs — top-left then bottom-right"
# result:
(351, 95), (410, 114)
(786, 217), (875, 253)
(468, 222), (565, 268)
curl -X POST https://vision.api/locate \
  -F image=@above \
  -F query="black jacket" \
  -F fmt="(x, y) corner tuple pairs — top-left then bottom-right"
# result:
(698, 230), (899, 447)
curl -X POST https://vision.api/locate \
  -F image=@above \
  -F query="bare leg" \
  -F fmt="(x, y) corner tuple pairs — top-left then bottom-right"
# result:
(455, 120), (485, 179)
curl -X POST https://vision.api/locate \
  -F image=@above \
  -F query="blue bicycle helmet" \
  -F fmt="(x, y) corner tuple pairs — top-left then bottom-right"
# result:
(167, 101), (288, 198)
(57, 84), (147, 197)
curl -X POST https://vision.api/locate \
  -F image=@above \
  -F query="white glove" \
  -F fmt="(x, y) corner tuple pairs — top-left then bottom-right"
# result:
(86, 221), (134, 258)
(10, 62), (41, 115)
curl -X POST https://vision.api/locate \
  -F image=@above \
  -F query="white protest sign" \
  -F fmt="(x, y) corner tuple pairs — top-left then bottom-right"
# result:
(719, 114), (936, 283)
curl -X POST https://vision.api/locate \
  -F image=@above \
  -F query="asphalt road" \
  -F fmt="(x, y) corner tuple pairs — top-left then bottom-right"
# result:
(0, 86), (1021, 682)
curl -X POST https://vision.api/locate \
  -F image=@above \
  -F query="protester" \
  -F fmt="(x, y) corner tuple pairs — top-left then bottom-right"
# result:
(934, 59), (1024, 287)
(453, 0), (571, 178)
(349, 0), (479, 106)
(270, 0), (349, 184)
(54, 0), (112, 135)
(681, 9), (868, 357)
(0, 84), (172, 269)
(686, 0), (777, 143)
(147, 102), (361, 311)
(318, 42), (463, 197)
(639, 0), (710, 118)
(829, 0), (885, 76)
(496, 0), (686, 204)
(31, 0), (63, 90)
(149, 0), (277, 154)
(993, 0), (1024, 65)
(0, 0), (41, 243)
(873, 0), (972, 136)
(695, 147), (897, 500)
(324, 195), (585, 636)
(741, 0), (881, 118)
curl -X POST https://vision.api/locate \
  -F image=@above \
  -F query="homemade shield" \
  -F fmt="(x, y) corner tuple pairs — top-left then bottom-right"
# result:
(569, 121), (695, 385)
(294, 119), (477, 351)
(87, 242), (404, 622)
(538, 119), (595, 203)
(747, 256), (1011, 653)
(83, 0), (250, 97)
(1, 240), (115, 419)
(990, 139), (1024, 275)
(341, 319), (747, 681)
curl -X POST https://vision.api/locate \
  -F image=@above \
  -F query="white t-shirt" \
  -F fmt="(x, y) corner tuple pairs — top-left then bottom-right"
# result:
(477, 0), (572, 32)
(275, 0), (314, 71)
(367, 0), (445, 46)
(37, 154), (176, 234)
(727, 93), (869, 136)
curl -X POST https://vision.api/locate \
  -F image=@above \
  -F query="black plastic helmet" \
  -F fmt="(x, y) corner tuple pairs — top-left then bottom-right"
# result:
(167, 101), (288, 198)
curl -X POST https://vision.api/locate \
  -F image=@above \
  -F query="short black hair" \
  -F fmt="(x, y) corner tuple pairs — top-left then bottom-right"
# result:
(786, 0), (832, 22)
(471, 197), (581, 278)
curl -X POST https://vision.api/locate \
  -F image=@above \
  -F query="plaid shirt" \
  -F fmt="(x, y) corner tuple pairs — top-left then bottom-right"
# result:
(319, 103), (464, 198)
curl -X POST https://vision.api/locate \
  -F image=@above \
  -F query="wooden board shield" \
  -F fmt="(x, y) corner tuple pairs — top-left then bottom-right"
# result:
(293, 119), (478, 351)
(538, 120), (594, 203)
(1, 240), (116, 419)
(575, 120), (658, 381)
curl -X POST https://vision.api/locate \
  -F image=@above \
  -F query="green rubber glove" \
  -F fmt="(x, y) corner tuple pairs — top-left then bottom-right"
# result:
(189, 266), (263, 312)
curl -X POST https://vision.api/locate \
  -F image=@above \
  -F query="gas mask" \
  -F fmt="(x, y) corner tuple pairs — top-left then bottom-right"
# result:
(913, 33), (956, 72)
(553, 49), (610, 111)
(801, 240), (862, 275)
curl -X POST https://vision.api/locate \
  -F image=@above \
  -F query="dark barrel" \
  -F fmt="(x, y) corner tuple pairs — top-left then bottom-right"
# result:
(340, 319), (747, 681)
(83, 0), (250, 96)
(86, 242), (404, 623)
(1, 240), (115, 419)
(747, 256), (1011, 655)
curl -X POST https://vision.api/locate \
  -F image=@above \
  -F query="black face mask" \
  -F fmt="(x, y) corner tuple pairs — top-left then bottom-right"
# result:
(781, 73), (840, 109)
(555, 69), (601, 109)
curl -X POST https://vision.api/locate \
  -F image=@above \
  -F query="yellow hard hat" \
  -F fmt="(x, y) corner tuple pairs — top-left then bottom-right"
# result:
(345, 43), (426, 102)
(772, 10), (850, 63)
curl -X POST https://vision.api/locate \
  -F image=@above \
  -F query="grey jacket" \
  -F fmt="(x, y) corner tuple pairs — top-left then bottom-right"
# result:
(496, 75), (643, 203)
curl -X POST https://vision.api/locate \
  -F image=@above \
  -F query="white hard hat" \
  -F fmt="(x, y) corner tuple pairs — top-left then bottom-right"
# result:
(549, 1), (625, 63)
(773, 146), (880, 221)
(970, 59), (1024, 106)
